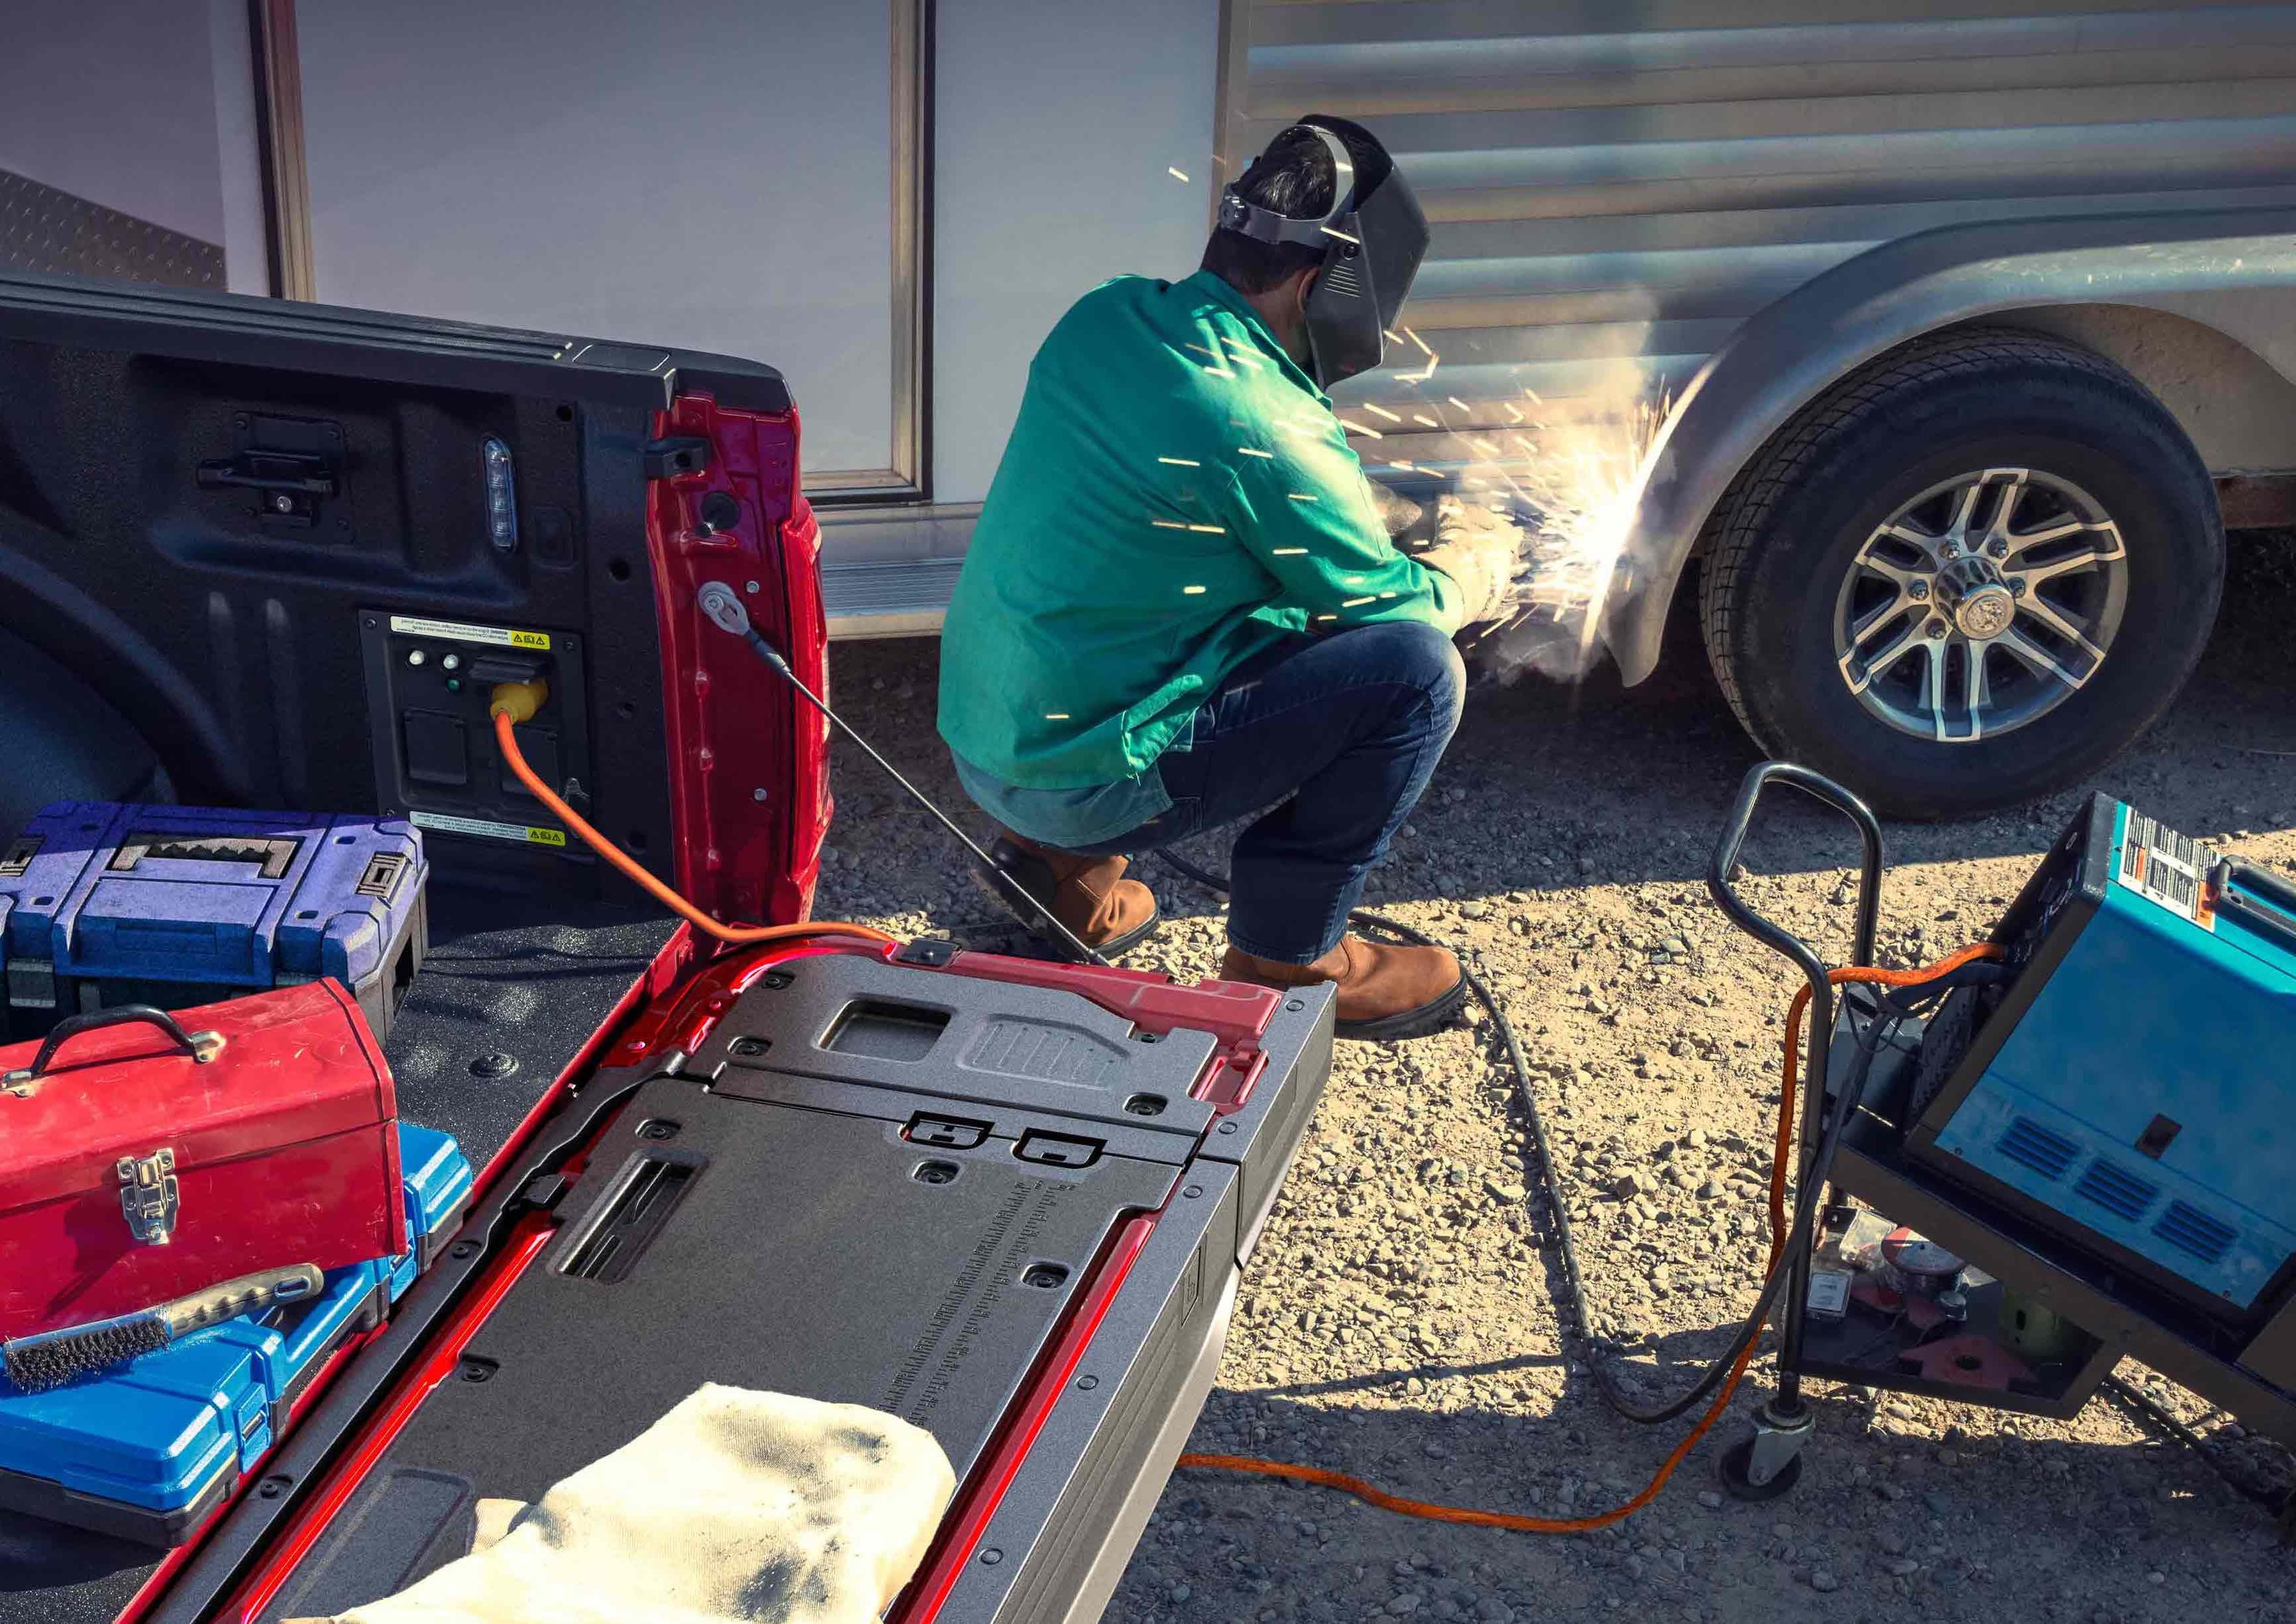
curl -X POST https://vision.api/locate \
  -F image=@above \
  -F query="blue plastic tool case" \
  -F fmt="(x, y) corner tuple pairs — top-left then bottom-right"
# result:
(0, 802), (429, 1044)
(1909, 795), (2296, 1320)
(0, 1123), (471, 1546)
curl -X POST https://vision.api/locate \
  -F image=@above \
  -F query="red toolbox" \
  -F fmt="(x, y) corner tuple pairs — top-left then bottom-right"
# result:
(0, 983), (404, 1342)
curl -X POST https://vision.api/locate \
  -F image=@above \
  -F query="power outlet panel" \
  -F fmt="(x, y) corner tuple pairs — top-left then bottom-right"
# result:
(358, 610), (595, 866)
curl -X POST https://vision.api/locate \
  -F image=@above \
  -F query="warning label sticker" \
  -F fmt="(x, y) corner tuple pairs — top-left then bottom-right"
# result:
(388, 615), (550, 650)
(411, 810), (568, 848)
(2116, 810), (2218, 930)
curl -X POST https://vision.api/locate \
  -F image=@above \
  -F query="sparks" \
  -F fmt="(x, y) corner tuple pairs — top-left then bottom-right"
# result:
(1388, 460), (1417, 472)
(1158, 456), (1200, 466)
(1320, 225), (1360, 245)
(1201, 366), (1235, 380)
(1413, 413), (1438, 427)
(1284, 495), (1317, 503)
(1504, 402), (1525, 422)
(1341, 596), (1375, 607)
(1182, 584), (1208, 594)
(1167, 166), (1191, 182)
(1151, 519), (1187, 530)
(1362, 402), (1403, 423)
(1488, 385), (1677, 686)
(1402, 326), (1434, 357)
(1336, 418), (1383, 439)
(1272, 546), (1310, 554)
(1237, 446), (1274, 458)
(1382, 328), (1403, 344)
(1185, 523), (1225, 534)
(1044, 712), (1071, 720)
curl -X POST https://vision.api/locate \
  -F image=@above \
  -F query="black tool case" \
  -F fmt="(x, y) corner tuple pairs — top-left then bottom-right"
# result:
(116, 941), (1331, 1624)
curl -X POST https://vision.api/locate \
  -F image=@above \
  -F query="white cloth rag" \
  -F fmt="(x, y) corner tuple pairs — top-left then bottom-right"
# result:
(290, 1385), (957, 1624)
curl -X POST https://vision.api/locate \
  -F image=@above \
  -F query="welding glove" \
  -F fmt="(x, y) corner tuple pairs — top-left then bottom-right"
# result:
(1414, 495), (1522, 630)
(290, 1385), (956, 1624)
(1365, 479), (1424, 540)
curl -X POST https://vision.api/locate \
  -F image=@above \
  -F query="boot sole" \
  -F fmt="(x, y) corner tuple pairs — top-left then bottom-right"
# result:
(969, 858), (1163, 963)
(1333, 972), (1470, 1042)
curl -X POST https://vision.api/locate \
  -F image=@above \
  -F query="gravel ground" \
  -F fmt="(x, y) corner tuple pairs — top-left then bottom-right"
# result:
(812, 531), (2296, 1624)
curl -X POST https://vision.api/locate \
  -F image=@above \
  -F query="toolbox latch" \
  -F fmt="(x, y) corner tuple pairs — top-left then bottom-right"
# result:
(905, 1113), (990, 1151)
(1014, 1130), (1103, 1170)
(117, 1147), (181, 1245)
(893, 937), (961, 967)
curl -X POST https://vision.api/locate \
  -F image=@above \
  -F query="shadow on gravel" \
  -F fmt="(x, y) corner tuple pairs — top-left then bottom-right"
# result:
(1143, 1381), (2283, 1618)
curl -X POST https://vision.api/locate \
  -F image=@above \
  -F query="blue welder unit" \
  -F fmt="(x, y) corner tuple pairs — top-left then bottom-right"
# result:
(1907, 795), (2296, 1322)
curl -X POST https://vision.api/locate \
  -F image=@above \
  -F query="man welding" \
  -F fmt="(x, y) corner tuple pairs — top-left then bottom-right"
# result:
(938, 116), (1516, 1040)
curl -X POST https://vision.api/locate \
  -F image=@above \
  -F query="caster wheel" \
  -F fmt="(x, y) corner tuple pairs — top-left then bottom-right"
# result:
(1718, 1437), (1804, 1502)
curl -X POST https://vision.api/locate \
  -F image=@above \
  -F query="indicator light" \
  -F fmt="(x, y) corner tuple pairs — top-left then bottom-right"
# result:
(483, 437), (519, 553)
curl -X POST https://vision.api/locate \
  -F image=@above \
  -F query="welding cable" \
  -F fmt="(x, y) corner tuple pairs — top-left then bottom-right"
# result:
(488, 692), (895, 951)
(1159, 846), (2006, 1530)
(2101, 1371), (2293, 1515)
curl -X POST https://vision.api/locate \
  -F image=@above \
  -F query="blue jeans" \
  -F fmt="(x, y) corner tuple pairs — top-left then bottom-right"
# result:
(1073, 620), (1465, 963)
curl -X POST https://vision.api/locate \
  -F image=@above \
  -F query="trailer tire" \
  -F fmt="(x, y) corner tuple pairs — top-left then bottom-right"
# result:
(1696, 328), (2222, 818)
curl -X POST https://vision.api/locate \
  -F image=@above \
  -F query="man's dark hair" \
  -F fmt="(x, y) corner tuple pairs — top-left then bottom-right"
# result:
(1203, 124), (1353, 294)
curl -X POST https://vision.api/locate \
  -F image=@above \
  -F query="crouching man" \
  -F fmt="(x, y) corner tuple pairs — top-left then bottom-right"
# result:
(938, 116), (1514, 1040)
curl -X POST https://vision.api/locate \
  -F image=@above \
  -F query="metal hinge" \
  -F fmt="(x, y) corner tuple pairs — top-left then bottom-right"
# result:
(118, 1147), (181, 1245)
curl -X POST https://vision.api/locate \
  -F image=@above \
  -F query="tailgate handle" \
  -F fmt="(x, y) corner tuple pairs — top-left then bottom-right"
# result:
(905, 1113), (990, 1150)
(2, 1004), (226, 1097)
(1014, 1130), (1103, 1169)
(197, 449), (338, 497)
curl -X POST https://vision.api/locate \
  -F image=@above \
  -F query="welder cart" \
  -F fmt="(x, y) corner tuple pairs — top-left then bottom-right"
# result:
(1706, 764), (2296, 1503)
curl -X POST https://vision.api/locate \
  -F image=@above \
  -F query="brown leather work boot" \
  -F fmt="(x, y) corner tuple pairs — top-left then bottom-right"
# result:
(976, 832), (1161, 961)
(1218, 935), (1466, 1041)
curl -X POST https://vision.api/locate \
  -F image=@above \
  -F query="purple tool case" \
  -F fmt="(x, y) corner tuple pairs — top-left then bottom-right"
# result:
(0, 802), (428, 1043)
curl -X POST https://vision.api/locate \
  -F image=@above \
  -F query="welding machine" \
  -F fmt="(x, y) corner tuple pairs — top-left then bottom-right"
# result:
(1705, 770), (2293, 1504)
(1905, 796), (2296, 1321)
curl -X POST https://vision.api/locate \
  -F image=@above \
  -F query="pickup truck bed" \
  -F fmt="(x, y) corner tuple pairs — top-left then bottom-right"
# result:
(2, 891), (677, 1622)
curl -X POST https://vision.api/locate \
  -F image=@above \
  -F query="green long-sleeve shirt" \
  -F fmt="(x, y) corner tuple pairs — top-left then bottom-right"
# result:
(937, 269), (1466, 803)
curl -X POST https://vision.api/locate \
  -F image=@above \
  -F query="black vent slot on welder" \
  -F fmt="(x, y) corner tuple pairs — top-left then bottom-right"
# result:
(1997, 1117), (2080, 1181)
(2154, 1201), (2237, 1265)
(824, 1000), (951, 1062)
(2074, 1157), (2159, 1222)
(558, 1152), (702, 1283)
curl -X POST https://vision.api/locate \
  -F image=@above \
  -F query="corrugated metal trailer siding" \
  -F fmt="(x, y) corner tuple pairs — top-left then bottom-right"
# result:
(1224, 0), (2296, 470)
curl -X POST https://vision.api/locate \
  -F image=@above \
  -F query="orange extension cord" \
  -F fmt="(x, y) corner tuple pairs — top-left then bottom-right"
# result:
(1178, 941), (2004, 1534)
(490, 705), (897, 951)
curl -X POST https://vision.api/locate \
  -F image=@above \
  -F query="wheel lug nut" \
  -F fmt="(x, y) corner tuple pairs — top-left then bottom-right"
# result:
(1987, 540), (2008, 558)
(1926, 620), (1948, 639)
(1909, 581), (1929, 600)
(2008, 577), (2025, 595)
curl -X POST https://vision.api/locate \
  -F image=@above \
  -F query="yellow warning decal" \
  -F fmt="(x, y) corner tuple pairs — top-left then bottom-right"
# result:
(389, 614), (552, 651)
(411, 810), (568, 848)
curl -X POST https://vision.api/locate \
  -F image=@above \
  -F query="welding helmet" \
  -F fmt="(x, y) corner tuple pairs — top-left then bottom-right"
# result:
(1216, 115), (1430, 388)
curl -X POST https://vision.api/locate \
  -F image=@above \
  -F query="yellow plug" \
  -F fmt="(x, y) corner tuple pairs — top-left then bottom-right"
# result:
(489, 679), (550, 724)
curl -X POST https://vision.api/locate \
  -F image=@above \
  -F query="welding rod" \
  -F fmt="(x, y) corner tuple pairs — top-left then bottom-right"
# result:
(695, 583), (1107, 967)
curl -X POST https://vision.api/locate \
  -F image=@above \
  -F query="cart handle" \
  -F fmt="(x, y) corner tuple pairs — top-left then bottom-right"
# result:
(1707, 762), (1884, 995)
(3, 1005), (225, 1095)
